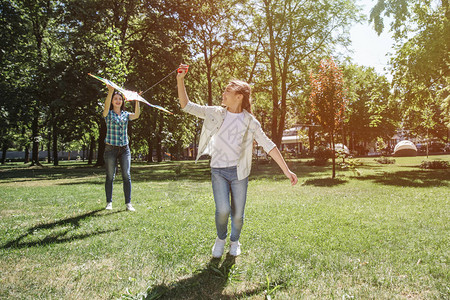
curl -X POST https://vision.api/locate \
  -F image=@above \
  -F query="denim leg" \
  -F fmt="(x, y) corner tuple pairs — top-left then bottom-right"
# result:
(229, 175), (248, 242)
(118, 145), (132, 204)
(211, 168), (231, 240)
(104, 145), (118, 203)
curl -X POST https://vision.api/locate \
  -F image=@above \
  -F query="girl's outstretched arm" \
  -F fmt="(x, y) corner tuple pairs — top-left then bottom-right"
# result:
(268, 147), (298, 185)
(177, 64), (189, 109)
(129, 100), (140, 120)
(102, 85), (114, 117)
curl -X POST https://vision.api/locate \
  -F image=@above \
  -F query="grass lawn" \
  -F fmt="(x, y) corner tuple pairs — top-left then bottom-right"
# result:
(0, 155), (449, 299)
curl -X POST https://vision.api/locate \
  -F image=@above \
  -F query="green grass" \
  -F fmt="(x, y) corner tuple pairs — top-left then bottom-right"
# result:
(0, 155), (449, 299)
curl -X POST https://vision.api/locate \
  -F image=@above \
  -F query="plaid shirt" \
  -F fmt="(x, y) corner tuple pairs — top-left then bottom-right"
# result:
(105, 110), (131, 146)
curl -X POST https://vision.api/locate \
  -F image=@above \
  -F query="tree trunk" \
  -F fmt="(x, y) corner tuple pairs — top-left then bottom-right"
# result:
(264, 0), (280, 146)
(276, 74), (287, 147)
(308, 126), (316, 155)
(82, 144), (86, 162)
(193, 123), (199, 159)
(156, 119), (162, 162)
(147, 141), (153, 163)
(88, 135), (95, 165)
(276, 34), (292, 147)
(349, 131), (354, 152)
(31, 106), (42, 166)
(146, 133), (153, 163)
(206, 59), (213, 106)
(52, 122), (59, 166)
(342, 126), (347, 149)
(47, 126), (51, 163)
(95, 120), (106, 167)
(331, 131), (336, 178)
(24, 145), (29, 164)
(1, 145), (6, 165)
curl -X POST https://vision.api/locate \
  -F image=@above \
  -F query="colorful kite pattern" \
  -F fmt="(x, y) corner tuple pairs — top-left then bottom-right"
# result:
(88, 73), (173, 115)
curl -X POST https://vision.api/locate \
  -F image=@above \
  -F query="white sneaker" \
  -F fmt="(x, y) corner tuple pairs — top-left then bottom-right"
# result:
(229, 241), (241, 256)
(105, 202), (112, 210)
(126, 203), (135, 211)
(212, 238), (226, 258)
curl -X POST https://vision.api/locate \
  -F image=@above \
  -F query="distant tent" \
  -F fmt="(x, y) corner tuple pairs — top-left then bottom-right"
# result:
(393, 140), (417, 157)
(334, 143), (350, 155)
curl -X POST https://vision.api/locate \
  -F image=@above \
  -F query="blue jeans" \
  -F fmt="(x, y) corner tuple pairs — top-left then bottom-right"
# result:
(104, 144), (132, 204)
(211, 166), (249, 242)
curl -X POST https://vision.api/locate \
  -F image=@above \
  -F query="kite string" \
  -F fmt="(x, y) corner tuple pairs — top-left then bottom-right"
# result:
(140, 69), (177, 96)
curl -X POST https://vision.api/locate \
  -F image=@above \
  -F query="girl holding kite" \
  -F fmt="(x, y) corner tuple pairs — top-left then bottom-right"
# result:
(176, 64), (298, 257)
(103, 85), (140, 211)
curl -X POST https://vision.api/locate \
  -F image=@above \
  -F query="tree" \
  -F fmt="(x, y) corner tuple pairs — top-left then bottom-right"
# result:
(309, 58), (347, 178)
(370, 0), (450, 138)
(0, 0), (33, 163)
(186, 0), (239, 106)
(341, 64), (399, 154)
(257, 0), (360, 147)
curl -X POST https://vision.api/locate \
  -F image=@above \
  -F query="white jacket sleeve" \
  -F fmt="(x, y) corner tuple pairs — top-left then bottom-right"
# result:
(182, 101), (208, 119)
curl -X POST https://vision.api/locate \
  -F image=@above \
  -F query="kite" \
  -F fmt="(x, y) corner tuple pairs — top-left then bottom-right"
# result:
(88, 73), (173, 115)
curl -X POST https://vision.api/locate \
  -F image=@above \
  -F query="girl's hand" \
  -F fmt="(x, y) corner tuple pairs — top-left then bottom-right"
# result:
(107, 84), (114, 92)
(285, 170), (298, 186)
(177, 64), (189, 79)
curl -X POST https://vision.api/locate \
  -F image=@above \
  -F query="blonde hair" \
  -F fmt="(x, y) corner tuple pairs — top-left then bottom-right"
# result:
(226, 79), (252, 114)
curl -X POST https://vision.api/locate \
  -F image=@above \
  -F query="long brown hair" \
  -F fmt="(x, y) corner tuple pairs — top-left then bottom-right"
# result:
(110, 91), (125, 111)
(227, 79), (252, 114)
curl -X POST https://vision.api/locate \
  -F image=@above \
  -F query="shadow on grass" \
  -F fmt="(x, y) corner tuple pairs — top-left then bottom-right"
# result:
(1, 209), (120, 249)
(0, 159), (332, 186)
(0, 165), (103, 183)
(302, 177), (347, 187)
(0, 162), (213, 185)
(142, 254), (265, 299)
(356, 169), (449, 187)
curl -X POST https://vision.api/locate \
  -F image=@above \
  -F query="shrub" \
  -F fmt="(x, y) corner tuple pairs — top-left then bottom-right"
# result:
(312, 146), (333, 166)
(174, 164), (183, 175)
(374, 156), (396, 164)
(420, 160), (449, 169)
(339, 157), (362, 176)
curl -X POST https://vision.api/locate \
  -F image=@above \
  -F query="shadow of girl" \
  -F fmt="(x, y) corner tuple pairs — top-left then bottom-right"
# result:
(1, 209), (120, 249)
(143, 254), (263, 299)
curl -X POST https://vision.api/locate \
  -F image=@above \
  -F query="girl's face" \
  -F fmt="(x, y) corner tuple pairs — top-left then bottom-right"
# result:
(222, 86), (242, 107)
(112, 94), (123, 108)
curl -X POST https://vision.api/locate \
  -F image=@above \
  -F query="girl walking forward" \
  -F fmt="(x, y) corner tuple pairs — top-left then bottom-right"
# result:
(103, 85), (140, 211)
(176, 64), (298, 257)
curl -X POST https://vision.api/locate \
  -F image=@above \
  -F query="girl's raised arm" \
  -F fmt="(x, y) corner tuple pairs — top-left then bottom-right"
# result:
(177, 64), (189, 109)
(102, 85), (114, 117)
(129, 101), (140, 120)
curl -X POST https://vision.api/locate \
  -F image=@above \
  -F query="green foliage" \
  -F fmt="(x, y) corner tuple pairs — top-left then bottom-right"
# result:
(264, 275), (285, 300)
(374, 156), (396, 164)
(420, 160), (449, 169)
(309, 146), (333, 166)
(256, 0), (361, 145)
(342, 64), (399, 147)
(370, 0), (449, 140)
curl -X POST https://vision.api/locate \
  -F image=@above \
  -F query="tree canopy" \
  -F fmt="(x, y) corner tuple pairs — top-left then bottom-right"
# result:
(1, 0), (448, 165)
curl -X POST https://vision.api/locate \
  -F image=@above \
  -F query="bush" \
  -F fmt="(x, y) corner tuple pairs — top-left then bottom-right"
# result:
(174, 164), (183, 175)
(420, 160), (449, 169)
(374, 156), (396, 164)
(339, 157), (362, 176)
(312, 146), (333, 166)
